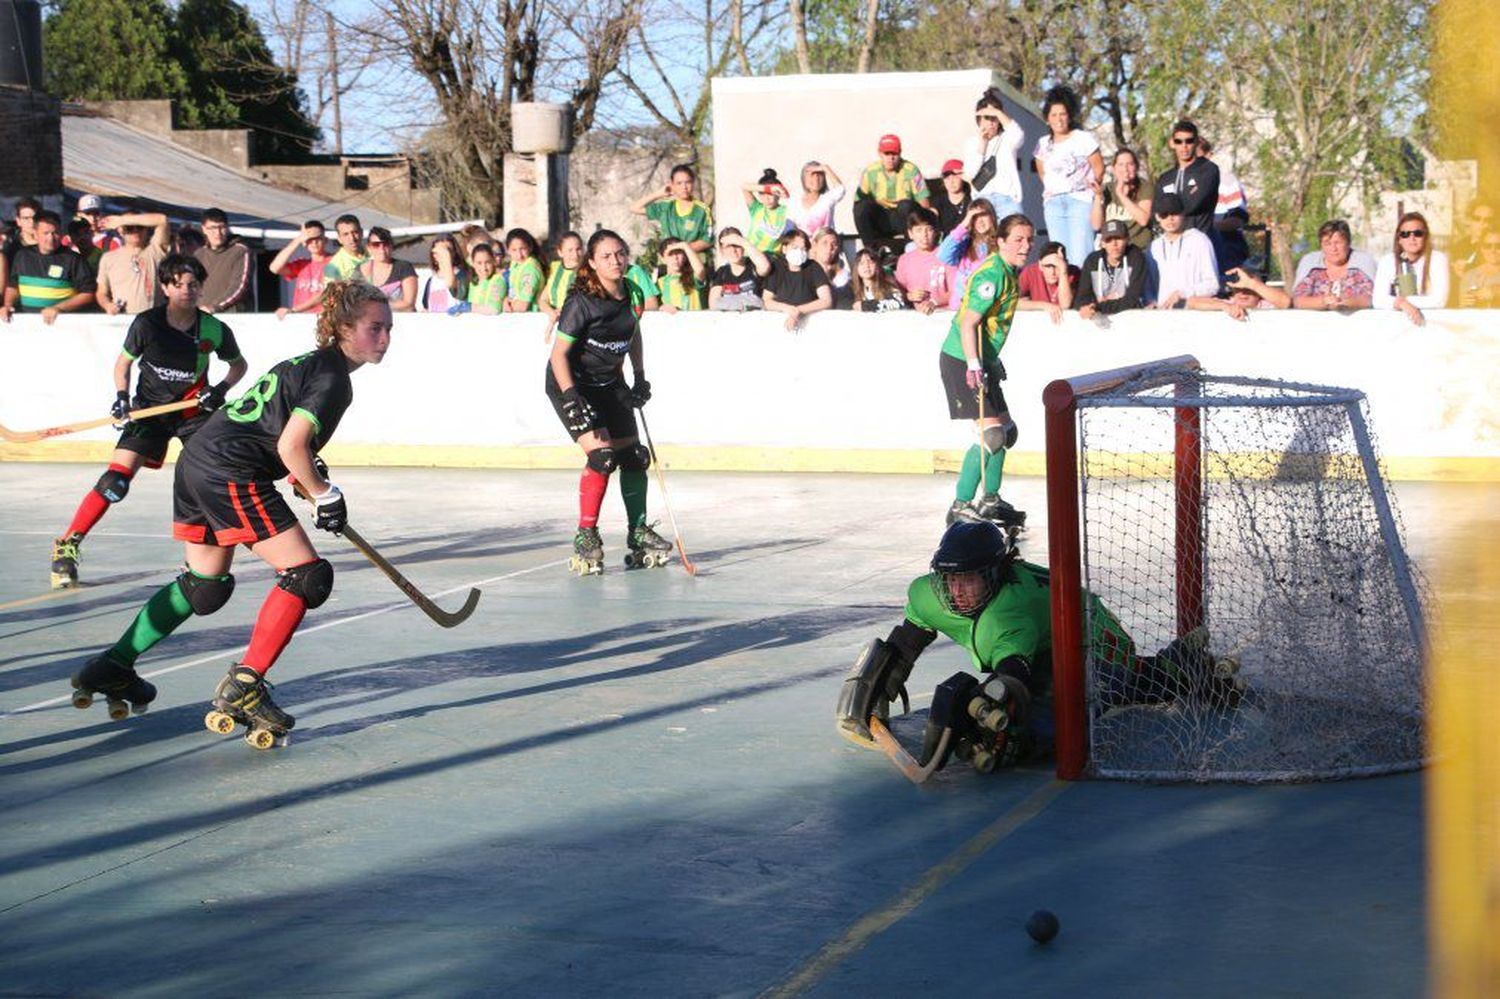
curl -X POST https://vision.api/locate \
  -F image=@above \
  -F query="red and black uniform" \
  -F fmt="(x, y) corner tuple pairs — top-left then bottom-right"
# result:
(174, 347), (352, 546)
(117, 308), (241, 466)
(544, 284), (645, 442)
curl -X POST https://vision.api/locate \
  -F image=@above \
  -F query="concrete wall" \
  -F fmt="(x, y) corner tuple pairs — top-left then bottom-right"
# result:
(259, 162), (441, 225)
(2, 310), (1497, 480)
(0, 85), (60, 196)
(710, 69), (1046, 237)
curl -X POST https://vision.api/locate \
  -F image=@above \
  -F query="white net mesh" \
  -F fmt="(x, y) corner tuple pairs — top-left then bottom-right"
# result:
(1075, 366), (1425, 781)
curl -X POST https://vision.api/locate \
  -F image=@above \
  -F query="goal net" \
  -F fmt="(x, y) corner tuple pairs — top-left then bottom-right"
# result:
(1043, 356), (1426, 781)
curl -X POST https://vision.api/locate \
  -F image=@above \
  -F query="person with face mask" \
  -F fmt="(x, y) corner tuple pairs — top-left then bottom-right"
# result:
(762, 229), (832, 330)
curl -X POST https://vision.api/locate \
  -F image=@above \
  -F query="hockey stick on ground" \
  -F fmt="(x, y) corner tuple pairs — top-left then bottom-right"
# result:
(869, 716), (950, 785)
(0, 399), (199, 444)
(291, 481), (480, 627)
(638, 409), (697, 576)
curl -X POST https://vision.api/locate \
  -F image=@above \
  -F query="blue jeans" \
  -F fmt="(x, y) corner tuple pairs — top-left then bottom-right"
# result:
(1043, 195), (1096, 268)
(980, 192), (1025, 223)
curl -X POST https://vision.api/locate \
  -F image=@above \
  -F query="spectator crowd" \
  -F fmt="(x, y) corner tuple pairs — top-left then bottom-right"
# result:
(1, 84), (1490, 332)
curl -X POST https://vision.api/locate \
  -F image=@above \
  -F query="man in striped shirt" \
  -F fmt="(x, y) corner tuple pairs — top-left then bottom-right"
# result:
(1, 210), (97, 325)
(854, 134), (932, 254)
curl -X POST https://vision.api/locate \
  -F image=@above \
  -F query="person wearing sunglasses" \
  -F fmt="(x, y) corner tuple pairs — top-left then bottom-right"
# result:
(358, 227), (417, 311)
(269, 220), (334, 318)
(1374, 211), (1450, 325)
(1458, 230), (1500, 307)
(1151, 119), (1219, 238)
(95, 210), (173, 315)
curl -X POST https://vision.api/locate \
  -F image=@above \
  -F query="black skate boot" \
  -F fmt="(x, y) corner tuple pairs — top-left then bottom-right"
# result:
(975, 493), (1027, 530)
(624, 522), (673, 569)
(965, 674), (1033, 773)
(71, 649), (157, 720)
(569, 527), (604, 576)
(945, 499), (983, 526)
(50, 533), (83, 589)
(1160, 626), (1246, 709)
(205, 665), (295, 749)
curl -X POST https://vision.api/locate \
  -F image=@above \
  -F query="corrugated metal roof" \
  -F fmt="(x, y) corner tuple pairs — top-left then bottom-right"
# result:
(61, 112), (417, 231)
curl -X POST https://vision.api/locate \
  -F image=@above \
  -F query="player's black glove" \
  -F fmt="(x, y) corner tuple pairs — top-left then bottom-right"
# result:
(111, 390), (131, 422)
(197, 381), (230, 414)
(560, 388), (597, 434)
(312, 484), (347, 534)
(627, 378), (651, 409)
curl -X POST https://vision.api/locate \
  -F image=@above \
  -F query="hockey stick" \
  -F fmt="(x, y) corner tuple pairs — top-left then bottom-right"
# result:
(869, 716), (950, 786)
(291, 481), (480, 627)
(0, 399), (199, 444)
(977, 375), (987, 488)
(638, 409), (697, 576)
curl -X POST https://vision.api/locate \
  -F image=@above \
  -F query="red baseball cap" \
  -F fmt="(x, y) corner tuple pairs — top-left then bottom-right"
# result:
(878, 134), (902, 154)
(941, 158), (964, 176)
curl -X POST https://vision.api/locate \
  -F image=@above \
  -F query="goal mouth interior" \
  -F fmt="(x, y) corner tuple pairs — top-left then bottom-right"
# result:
(1044, 356), (1427, 782)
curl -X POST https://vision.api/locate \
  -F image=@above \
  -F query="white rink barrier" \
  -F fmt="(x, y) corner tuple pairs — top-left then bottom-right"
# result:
(2, 308), (1498, 479)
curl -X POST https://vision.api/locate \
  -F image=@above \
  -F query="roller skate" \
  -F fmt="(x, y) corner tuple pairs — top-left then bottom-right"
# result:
(71, 649), (157, 719)
(1161, 626), (1246, 709)
(623, 522), (673, 569)
(975, 493), (1027, 531)
(569, 527), (604, 576)
(204, 665), (295, 750)
(965, 674), (1032, 773)
(945, 499), (985, 526)
(50, 533), (83, 589)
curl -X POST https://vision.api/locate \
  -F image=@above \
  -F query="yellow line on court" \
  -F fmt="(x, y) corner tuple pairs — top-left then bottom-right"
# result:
(760, 778), (1072, 999)
(0, 587), (83, 612)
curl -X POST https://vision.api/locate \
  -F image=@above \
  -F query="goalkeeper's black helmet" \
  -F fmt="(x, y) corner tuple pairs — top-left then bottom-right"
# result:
(930, 521), (1013, 617)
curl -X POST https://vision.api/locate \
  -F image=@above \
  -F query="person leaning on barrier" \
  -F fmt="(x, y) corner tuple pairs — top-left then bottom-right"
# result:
(1291, 219), (1375, 313)
(762, 229), (832, 331)
(1187, 266), (1289, 320)
(1458, 227), (1500, 307)
(1148, 193), (1219, 310)
(848, 248), (908, 312)
(194, 208), (253, 315)
(810, 227), (852, 309)
(2, 209), (97, 325)
(707, 228), (771, 312)
(1373, 211), (1450, 326)
(1076, 219), (1148, 319)
(1016, 240), (1078, 325)
(270, 220), (334, 319)
(894, 207), (957, 314)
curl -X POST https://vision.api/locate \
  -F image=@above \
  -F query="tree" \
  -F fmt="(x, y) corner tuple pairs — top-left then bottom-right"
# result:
(43, 0), (187, 103)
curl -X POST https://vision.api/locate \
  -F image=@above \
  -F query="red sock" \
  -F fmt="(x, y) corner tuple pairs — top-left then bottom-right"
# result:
(66, 463), (134, 537)
(242, 584), (307, 673)
(579, 467), (610, 528)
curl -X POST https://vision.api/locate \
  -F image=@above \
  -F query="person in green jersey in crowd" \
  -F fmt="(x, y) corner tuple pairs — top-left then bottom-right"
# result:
(658, 241), (706, 312)
(939, 212), (1032, 530)
(625, 258), (662, 311)
(503, 228), (546, 312)
(854, 133), (932, 256)
(630, 164), (713, 255)
(836, 521), (1244, 775)
(742, 168), (793, 254)
(466, 243), (507, 314)
(543, 231), (584, 316)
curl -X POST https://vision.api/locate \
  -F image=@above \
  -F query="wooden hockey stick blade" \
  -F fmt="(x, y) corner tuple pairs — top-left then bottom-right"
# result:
(639, 411), (697, 576)
(0, 399), (199, 444)
(869, 717), (950, 786)
(338, 523), (480, 628)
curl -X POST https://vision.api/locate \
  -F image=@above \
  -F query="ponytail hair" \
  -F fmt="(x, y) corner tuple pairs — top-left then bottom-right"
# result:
(316, 280), (389, 349)
(574, 229), (629, 299)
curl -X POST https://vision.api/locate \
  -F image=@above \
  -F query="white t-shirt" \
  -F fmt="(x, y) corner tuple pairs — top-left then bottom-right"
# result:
(1373, 249), (1450, 310)
(788, 185), (847, 236)
(963, 123), (1024, 202)
(1034, 130), (1100, 202)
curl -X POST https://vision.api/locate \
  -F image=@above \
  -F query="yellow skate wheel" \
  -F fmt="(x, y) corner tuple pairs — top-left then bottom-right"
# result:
(71, 689), (93, 710)
(204, 710), (235, 735)
(106, 699), (129, 721)
(972, 748), (998, 774)
(246, 728), (277, 751)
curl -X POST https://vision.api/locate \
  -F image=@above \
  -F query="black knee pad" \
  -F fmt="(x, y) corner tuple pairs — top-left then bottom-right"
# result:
(586, 447), (617, 474)
(617, 443), (651, 472)
(94, 468), (131, 503)
(178, 570), (235, 615)
(982, 421), (1017, 455)
(277, 558), (334, 608)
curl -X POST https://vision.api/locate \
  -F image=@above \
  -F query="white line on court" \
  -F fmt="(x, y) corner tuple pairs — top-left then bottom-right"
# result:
(1, 559), (564, 716)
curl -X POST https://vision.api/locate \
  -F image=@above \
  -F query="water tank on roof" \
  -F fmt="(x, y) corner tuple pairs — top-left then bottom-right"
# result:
(511, 102), (573, 155)
(0, 0), (43, 90)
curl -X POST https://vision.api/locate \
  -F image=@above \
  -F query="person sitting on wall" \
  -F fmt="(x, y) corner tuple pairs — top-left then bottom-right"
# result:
(934, 159), (973, 239)
(854, 134), (932, 256)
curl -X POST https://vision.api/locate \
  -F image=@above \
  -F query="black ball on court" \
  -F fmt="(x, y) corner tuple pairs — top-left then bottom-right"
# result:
(1026, 909), (1059, 943)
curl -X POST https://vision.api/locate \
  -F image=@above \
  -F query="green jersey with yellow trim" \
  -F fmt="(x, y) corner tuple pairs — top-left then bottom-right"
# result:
(184, 346), (353, 478)
(747, 201), (791, 253)
(544, 262), (577, 310)
(646, 199), (713, 245)
(625, 263), (659, 306)
(658, 273), (703, 310)
(942, 253), (1019, 364)
(467, 272), (507, 311)
(507, 256), (545, 309)
(858, 160), (929, 208)
(8, 246), (96, 310)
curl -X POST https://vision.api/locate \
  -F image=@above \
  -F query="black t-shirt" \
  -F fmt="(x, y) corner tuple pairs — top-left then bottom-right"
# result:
(554, 285), (643, 386)
(764, 259), (829, 308)
(936, 191), (972, 237)
(710, 262), (763, 298)
(7, 245), (96, 309)
(186, 346), (353, 478)
(1153, 158), (1220, 234)
(123, 307), (241, 406)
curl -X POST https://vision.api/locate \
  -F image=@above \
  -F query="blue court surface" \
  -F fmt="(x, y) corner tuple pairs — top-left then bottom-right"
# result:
(0, 464), (1480, 997)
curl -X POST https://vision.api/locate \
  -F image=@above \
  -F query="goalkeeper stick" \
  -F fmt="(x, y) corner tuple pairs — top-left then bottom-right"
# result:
(0, 399), (199, 444)
(638, 409), (697, 576)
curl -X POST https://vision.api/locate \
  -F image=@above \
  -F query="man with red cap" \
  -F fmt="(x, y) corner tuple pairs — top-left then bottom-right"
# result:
(854, 134), (932, 256)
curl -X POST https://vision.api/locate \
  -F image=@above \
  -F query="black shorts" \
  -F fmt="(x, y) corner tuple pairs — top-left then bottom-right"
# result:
(544, 369), (639, 443)
(115, 412), (206, 469)
(172, 451), (299, 547)
(939, 351), (1008, 421)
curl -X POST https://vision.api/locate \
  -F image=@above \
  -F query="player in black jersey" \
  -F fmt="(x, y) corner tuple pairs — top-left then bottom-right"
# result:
(49, 255), (248, 588)
(544, 229), (673, 574)
(70, 281), (392, 745)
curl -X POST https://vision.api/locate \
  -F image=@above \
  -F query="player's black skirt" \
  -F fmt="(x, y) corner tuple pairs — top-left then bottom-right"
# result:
(939, 351), (1007, 421)
(115, 411), (206, 469)
(172, 449), (298, 547)
(544, 368), (639, 442)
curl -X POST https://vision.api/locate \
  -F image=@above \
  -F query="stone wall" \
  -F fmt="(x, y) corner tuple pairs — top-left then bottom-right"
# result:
(0, 85), (61, 197)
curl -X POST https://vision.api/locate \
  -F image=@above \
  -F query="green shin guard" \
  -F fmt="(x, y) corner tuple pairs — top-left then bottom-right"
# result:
(983, 441), (1006, 494)
(620, 467), (648, 529)
(108, 576), (199, 665)
(957, 444), (982, 500)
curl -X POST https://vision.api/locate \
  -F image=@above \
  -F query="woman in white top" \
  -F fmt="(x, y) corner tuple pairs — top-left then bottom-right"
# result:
(1373, 211), (1450, 326)
(787, 161), (847, 236)
(1032, 85), (1103, 268)
(964, 87), (1025, 219)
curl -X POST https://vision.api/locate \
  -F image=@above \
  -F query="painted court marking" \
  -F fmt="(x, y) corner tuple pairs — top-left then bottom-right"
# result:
(759, 778), (1072, 998)
(1, 559), (564, 716)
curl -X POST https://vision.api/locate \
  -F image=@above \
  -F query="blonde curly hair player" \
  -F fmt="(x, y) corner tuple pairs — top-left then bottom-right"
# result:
(67, 280), (393, 749)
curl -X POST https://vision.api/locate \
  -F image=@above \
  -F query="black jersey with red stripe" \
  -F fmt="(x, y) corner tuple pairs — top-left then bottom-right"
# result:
(123, 307), (241, 406)
(183, 346), (352, 478)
